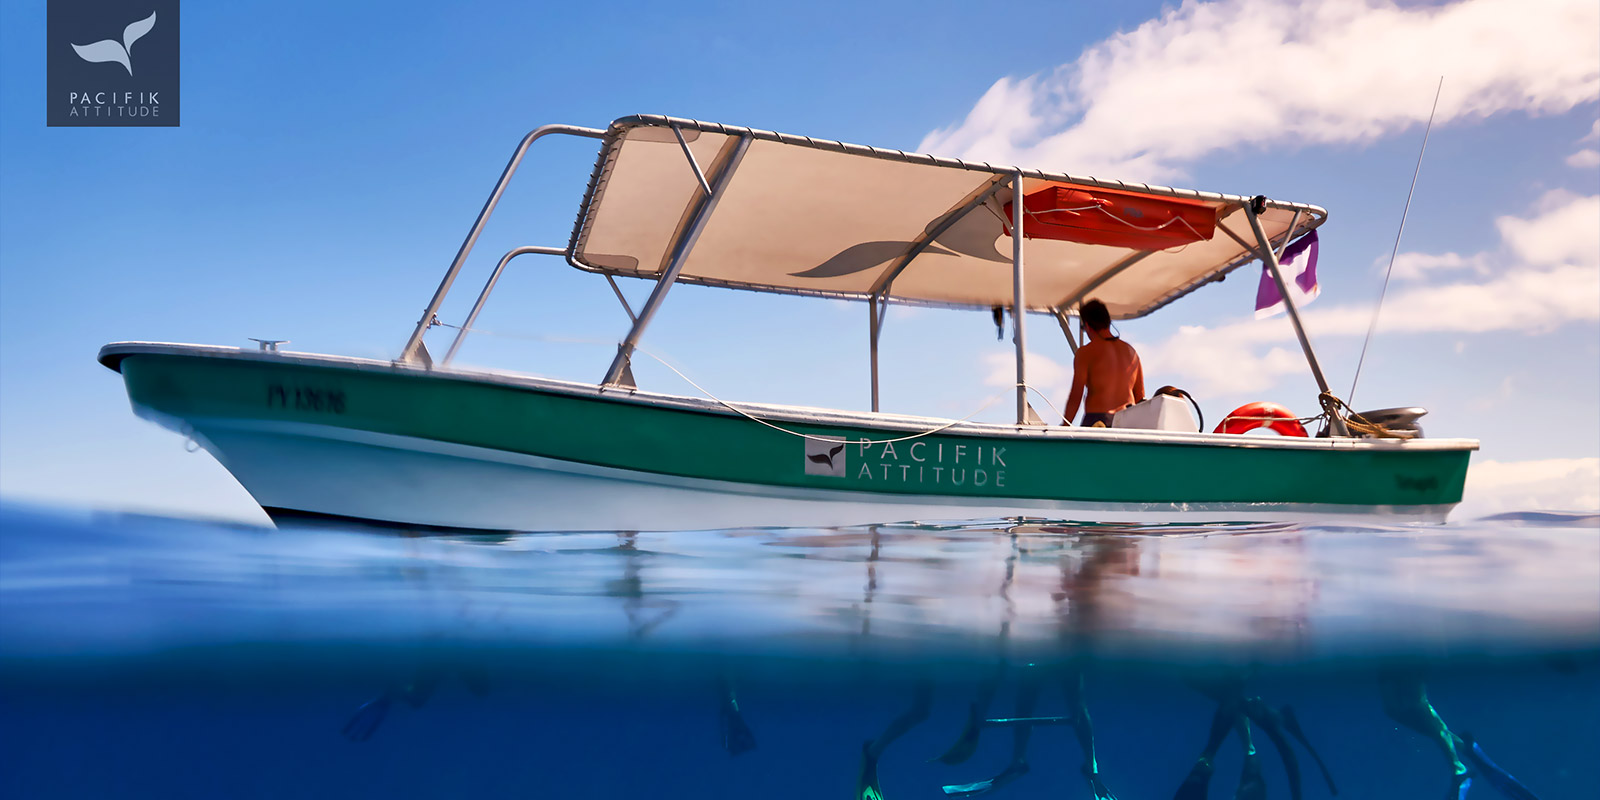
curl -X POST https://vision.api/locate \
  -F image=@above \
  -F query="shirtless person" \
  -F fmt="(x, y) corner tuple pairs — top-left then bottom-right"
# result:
(1063, 299), (1144, 427)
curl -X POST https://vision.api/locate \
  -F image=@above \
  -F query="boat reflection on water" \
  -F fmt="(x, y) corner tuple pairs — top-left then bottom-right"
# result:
(4, 506), (1587, 798)
(323, 517), (1562, 798)
(607, 531), (681, 641)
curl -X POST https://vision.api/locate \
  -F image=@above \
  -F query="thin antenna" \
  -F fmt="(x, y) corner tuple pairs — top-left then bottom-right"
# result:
(1349, 77), (1443, 406)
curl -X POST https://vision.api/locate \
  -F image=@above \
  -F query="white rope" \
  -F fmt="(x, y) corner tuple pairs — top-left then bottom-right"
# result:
(1024, 203), (1207, 238)
(433, 321), (613, 347)
(1022, 384), (1066, 424)
(631, 345), (1020, 445)
(438, 320), (1029, 445)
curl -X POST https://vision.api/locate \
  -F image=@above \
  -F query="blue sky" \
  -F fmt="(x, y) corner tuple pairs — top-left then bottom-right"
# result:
(2, 0), (1596, 522)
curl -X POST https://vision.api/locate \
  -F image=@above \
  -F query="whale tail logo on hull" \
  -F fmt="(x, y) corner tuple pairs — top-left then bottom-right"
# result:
(803, 439), (848, 478)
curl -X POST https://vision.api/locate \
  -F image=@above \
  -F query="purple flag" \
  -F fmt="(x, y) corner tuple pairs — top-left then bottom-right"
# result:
(1255, 231), (1320, 318)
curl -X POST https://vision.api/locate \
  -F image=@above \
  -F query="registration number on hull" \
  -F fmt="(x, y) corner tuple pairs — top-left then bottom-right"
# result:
(267, 383), (346, 414)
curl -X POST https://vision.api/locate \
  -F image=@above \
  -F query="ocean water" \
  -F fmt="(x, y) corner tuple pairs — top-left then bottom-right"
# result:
(0, 503), (1595, 799)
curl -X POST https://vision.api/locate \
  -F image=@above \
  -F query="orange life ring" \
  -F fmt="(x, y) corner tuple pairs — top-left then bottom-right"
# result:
(1214, 402), (1309, 437)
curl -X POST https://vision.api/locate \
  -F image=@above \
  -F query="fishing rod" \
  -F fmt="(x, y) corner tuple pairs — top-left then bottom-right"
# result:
(1349, 77), (1443, 407)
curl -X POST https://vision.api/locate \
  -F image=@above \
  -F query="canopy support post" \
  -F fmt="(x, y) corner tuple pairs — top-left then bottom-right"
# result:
(1054, 309), (1079, 355)
(602, 135), (752, 388)
(604, 275), (638, 322)
(868, 295), (883, 412)
(1241, 199), (1348, 436)
(868, 177), (1008, 296)
(442, 245), (568, 364)
(671, 124), (714, 197)
(1276, 210), (1304, 259)
(1011, 171), (1028, 425)
(398, 124), (607, 366)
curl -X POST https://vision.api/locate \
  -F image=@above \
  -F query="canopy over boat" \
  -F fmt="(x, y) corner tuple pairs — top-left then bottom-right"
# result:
(400, 114), (1338, 426)
(567, 115), (1327, 319)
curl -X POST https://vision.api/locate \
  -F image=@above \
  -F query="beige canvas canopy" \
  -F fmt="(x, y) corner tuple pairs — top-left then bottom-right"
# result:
(569, 115), (1326, 319)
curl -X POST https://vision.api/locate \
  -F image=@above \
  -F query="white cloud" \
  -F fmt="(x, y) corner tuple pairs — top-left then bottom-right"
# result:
(985, 350), (1074, 420)
(1583, 119), (1600, 143)
(1496, 191), (1600, 268)
(1387, 251), (1489, 282)
(919, 0), (1600, 181)
(1568, 148), (1600, 168)
(1458, 457), (1600, 516)
(1140, 193), (1599, 395)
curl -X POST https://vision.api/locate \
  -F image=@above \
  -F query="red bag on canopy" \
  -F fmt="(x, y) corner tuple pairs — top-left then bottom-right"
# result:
(1002, 183), (1220, 251)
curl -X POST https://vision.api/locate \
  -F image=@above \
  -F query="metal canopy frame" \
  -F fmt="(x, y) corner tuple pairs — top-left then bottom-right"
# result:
(399, 124), (609, 365)
(398, 114), (1338, 432)
(566, 114), (1329, 318)
(601, 132), (753, 387)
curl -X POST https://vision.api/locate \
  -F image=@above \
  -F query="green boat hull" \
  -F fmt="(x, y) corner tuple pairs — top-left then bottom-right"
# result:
(100, 343), (1475, 530)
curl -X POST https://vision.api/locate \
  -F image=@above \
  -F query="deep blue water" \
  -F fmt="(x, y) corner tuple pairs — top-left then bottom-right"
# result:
(1, 503), (1596, 799)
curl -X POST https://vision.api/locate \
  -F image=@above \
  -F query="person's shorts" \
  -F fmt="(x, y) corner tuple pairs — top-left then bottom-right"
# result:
(1080, 412), (1115, 428)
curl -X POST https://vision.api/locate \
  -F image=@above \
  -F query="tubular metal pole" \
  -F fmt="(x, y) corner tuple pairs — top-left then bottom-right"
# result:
(602, 135), (752, 386)
(399, 124), (607, 365)
(868, 295), (881, 412)
(1011, 172), (1028, 424)
(1242, 202), (1339, 405)
(442, 245), (568, 364)
(604, 275), (638, 322)
(1276, 210), (1304, 259)
(671, 125), (714, 197)
(868, 177), (1007, 296)
(1054, 309), (1079, 355)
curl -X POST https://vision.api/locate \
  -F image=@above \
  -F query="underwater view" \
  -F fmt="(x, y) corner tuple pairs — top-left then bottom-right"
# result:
(0, 503), (1594, 799)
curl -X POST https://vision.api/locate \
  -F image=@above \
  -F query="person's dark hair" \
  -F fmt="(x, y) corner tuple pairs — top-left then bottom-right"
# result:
(1080, 299), (1111, 331)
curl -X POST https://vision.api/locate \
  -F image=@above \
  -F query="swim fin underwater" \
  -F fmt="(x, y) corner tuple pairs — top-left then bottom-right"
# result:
(1235, 734), (1267, 800)
(1083, 768), (1118, 800)
(858, 741), (887, 800)
(1174, 758), (1216, 800)
(941, 761), (1028, 797)
(338, 669), (441, 742)
(1457, 734), (1542, 800)
(1376, 672), (1546, 800)
(1176, 678), (1334, 800)
(932, 701), (984, 766)
(1280, 705), (1338, 795)
(1240, 697), (1306, 800)
(1174, 689), (1243, 800)
(933, 669), (1003, 765)
(856, 683), (933, 800)
(339, 693), (391, 743)
(717, 681), (757, 757)
(1062, 671), (1118, 800)
(943, 677), (1039, 797)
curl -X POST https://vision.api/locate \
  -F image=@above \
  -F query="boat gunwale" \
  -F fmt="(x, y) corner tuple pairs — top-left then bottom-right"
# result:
(99, 341), (1480, 454)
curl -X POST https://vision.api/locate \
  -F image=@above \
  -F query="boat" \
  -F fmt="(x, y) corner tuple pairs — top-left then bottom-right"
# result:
(98, 114), (1476, 531)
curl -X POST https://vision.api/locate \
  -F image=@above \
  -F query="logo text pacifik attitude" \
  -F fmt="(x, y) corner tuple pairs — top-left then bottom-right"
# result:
(48, 1), (180, 127)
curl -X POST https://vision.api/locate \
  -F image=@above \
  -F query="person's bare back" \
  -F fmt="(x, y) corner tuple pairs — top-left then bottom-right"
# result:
(1075, 338), (1143, 415)
(1062, 299), (1145, 426)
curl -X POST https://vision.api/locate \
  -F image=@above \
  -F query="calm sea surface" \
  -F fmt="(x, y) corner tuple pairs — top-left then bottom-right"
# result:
(1, 502), (1595, 799)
